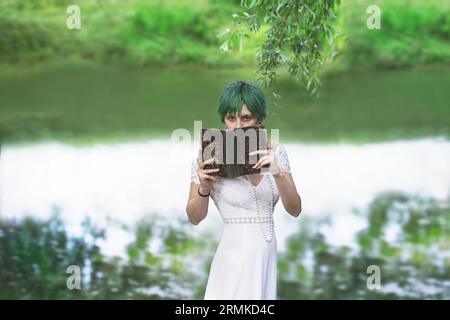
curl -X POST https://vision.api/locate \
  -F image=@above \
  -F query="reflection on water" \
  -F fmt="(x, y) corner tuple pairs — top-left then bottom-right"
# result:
(1, 138), (449, 250)
(0, 192), (448, 299)
(0, 138), (449, 299)
(279, 192), (450, 299)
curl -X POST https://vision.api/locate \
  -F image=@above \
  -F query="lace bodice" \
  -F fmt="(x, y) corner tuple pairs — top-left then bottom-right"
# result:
(190, 144), (291, 219)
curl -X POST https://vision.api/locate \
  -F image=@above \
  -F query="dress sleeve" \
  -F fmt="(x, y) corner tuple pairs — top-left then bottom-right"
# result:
(191, 158), (200, 184)
(275, 145), (291, 173)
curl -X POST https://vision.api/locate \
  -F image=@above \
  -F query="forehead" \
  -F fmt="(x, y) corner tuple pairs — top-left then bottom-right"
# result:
(228, 104), (252, 115)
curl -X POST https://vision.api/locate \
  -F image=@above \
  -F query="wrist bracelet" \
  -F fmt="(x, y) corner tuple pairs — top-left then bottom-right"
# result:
(198, 187), (210, 197)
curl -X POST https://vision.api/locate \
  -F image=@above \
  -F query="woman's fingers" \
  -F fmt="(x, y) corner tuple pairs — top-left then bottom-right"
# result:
(199, 158), (215, 168)
(249, 150), (272, 169)
(253, 154), (271, 169)
(197, 157), (220, 183)
(199, 173), (219, 182)
(254, 158), (272, 169)
(200, 168), (220, 174)
(249, 149), (270, 156)
(253, 156), (267, 169)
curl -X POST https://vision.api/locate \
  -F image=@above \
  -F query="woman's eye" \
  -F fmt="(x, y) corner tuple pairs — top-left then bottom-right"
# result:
(242, 116), (252, 121)
(227, 116), (236, 121)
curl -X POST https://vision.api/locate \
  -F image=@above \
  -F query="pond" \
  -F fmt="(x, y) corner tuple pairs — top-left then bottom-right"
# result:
(1, 64), (449, 143)
(0, 64), (449, 299)
(1, 138), (449, 256)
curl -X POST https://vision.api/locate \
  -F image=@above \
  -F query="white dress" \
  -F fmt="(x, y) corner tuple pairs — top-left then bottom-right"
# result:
(190, 145), (291, 300)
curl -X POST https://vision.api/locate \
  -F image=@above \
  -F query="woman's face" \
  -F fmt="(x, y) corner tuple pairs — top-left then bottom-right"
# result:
(224, 104), (259, 129)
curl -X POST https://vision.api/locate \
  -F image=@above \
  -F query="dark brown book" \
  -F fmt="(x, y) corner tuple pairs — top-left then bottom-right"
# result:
(201, 125), (270, 178)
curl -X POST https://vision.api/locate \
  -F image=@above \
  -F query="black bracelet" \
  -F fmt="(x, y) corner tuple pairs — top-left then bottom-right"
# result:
(198, 187), (210, 197)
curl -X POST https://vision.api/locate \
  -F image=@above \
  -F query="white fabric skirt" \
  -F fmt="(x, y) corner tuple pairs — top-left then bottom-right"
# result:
(204, 223), (277, 300)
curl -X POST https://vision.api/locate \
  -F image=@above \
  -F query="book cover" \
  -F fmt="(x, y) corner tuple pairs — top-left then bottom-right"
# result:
(201, 125), (270, 178)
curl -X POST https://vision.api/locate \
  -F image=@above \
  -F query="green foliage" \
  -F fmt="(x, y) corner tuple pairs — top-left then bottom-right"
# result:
(131, 4), (208, 41)
(0, 208), (104, 299)
(3, 0), (64, 10)
(220, 0), (342, 96)
(1, 0), (450, 77)
(0, 12), (59, 63)
(278, 192), (450, 299)
(0, 0), (240, 67)
(114, 2), (215, 66)
(0, 212), (213, 299)
(339, 0), (450, 70)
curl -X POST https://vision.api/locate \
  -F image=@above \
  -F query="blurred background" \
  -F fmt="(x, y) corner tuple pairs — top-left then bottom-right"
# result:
(0, 0), (449, 299)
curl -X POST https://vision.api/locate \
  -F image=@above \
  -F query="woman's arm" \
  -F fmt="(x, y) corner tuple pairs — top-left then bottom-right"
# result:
(186, 183), (211, 225)
(186, 156), (220, 225)
(273, 172), (302, 217)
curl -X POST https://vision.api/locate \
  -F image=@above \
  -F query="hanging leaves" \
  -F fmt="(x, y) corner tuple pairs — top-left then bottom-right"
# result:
(221, 0), (341, 97)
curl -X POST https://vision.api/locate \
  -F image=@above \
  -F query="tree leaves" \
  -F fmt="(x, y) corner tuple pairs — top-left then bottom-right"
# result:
(227, 0), (341, 97)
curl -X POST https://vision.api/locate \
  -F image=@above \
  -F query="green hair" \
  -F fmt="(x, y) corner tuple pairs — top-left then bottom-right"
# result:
(217, 80), (267, 123)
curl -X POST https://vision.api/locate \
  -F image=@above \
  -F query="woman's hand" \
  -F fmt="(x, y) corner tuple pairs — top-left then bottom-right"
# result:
(250, 145), (301, 217)
(196, 150), (220, 194)
(249, 145), (281, 176)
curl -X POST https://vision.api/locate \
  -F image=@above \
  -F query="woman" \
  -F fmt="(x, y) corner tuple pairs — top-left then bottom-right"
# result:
(186, 80), (301, 300)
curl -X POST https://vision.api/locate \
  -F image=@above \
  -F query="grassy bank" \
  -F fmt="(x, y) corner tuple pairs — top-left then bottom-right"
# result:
(336, 0), (450, 71)
(1, 0), (450, 72)
(0, 0), (244, 68)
